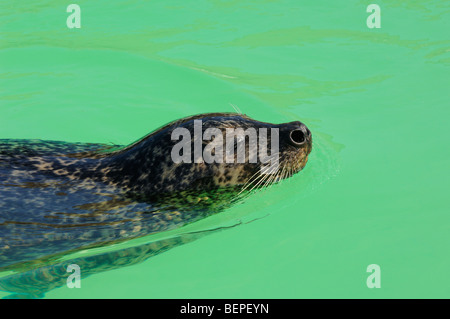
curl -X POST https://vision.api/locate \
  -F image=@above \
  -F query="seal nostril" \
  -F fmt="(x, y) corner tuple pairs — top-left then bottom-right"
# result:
(290, 129), (305, 145)
(305, 127), (311, 138)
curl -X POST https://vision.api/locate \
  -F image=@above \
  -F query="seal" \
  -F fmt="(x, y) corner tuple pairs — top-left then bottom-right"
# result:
(0, 112), (312, 269)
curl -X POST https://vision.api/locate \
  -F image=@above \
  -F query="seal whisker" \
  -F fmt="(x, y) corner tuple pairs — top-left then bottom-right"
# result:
(229, 103), (242, 114)
(263, 170), (278, 189)
(268, 168), (282, 189)
(247, 170), (272, 194)
(0, 112), (312, 270)
(237, 163), (264, 194)
(246, 173), (269, 194)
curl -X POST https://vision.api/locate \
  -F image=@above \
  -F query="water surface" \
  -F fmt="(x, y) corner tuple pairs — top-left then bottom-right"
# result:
(0, 0), (448, 298)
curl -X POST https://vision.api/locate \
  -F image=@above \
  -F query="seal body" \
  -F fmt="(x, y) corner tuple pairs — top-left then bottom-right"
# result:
(0, 113), (312, 269)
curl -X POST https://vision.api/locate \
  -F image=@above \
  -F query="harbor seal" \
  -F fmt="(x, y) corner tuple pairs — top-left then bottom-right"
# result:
(0, 112), (312, 269)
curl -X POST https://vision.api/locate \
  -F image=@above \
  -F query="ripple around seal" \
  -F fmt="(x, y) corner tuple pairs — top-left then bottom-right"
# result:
(2, 0), (449, 299)
(0, 46), (341, 296)
(0, 123), (342, 300)
(0, 46), (286, 143)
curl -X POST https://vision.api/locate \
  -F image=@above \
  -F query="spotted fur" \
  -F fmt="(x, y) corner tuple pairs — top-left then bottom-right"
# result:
(0, 113), (312, 270)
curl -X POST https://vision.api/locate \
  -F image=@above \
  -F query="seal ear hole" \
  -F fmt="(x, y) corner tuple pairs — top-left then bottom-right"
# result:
(290, 129), (306, 145)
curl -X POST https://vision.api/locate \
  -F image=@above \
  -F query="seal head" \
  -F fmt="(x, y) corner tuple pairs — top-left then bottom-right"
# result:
(73, 113), (313, 197)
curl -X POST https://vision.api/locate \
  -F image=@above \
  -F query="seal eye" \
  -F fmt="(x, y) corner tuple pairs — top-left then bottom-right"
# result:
(290, 129), (306, 145)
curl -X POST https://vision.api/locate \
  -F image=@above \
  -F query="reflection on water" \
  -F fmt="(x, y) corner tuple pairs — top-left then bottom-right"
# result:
(0, 137), (339, 298)
(0, 130), (320, 298)
(0, 222), (243, 299)
(5, 0), (446, 298)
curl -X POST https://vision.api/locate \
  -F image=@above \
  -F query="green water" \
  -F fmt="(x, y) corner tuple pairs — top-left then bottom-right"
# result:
(0, 0), (449, 298)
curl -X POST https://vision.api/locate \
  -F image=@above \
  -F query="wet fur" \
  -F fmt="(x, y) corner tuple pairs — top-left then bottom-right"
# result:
(0, 113), (311, 269)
